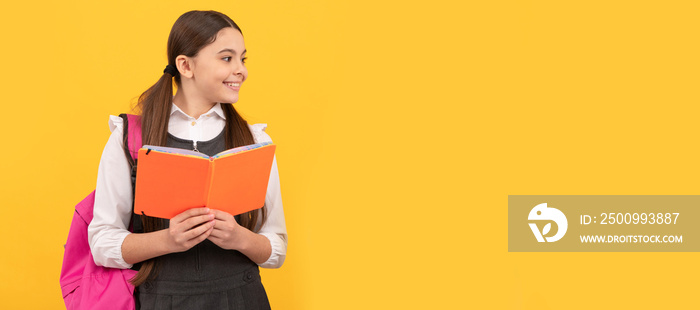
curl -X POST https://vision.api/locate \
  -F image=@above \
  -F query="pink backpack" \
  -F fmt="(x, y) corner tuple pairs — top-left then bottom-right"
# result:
(60, 114), (142, 310)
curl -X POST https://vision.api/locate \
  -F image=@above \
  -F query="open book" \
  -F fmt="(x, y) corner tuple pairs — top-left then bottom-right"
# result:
(134, 142), (276, 219)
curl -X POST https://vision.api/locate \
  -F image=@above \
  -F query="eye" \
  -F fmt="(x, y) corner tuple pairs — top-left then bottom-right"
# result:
(222, 56), (232, 62)
(242, 57), (247, 64)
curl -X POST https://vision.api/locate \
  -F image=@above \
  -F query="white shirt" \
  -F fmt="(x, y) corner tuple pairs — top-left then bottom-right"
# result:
(88, 103), (287, 269)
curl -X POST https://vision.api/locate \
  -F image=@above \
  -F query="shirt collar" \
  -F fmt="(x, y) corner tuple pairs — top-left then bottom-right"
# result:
(170, 102), (227, 120)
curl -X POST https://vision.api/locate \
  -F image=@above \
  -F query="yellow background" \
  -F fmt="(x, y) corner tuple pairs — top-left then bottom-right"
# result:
(0, 0), (698, 309)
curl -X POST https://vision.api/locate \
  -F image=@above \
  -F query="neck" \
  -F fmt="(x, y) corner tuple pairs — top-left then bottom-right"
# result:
(172, 89), (217, 119)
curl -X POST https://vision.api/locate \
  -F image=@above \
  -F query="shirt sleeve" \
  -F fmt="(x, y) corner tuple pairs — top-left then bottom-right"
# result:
(250, 124), (288, 269)
(87, 115), (134, 269)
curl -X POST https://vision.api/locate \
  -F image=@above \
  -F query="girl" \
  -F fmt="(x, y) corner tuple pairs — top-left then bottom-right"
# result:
(87, 10), (287, 309)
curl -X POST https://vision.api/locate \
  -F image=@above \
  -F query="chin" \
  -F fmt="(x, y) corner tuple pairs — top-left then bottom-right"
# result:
(223, 95), (240, 104)
(216, 99), (239, 105)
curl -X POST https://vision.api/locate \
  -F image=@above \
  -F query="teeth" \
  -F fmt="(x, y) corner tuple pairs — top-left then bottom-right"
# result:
(225, 82), (240, 87)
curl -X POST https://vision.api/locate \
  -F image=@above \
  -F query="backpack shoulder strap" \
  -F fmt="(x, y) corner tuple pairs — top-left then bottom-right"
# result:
(119, 114), (142, 163)
(118, 113), (142, 189)
(119, 114), (143, 233)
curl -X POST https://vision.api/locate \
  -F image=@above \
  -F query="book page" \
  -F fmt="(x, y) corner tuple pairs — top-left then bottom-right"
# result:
(211, 142), (273, 159)
(142, 145), (210, 159)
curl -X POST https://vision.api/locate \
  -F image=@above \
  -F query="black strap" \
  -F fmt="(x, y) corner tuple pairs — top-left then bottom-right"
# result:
(119, 114), (142, 233)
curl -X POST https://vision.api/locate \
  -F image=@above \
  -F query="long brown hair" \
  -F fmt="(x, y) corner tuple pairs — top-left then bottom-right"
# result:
(130, 10), (267, 286)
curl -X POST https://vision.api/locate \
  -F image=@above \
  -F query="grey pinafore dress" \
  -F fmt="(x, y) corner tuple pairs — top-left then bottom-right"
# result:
(133, 131), (272, 310)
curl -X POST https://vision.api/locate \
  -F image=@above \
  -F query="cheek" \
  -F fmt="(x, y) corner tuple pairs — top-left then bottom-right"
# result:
(220, 68), (232, 80)
(203, 68), (228, 89)
(199, 63), (227, 80)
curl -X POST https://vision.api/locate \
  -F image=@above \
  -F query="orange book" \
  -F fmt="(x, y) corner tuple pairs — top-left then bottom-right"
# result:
(134, 142), (276, 219)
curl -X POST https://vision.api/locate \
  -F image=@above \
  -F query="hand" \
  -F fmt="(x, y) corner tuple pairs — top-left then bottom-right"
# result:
(207, 209), (247, 250)
(166, 207), (215, 253)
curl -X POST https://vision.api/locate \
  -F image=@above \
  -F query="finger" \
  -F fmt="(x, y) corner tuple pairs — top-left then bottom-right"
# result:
(179, 213), (216, 231)
(210, 209), (234, 221)
(207, 227), (227, 239)
(185, 220), (216, 241)
(209, 218), (237, 232)
(187, 224), (215, 247)
(171, 207), (210, 224)
(207, 235), (220, 243)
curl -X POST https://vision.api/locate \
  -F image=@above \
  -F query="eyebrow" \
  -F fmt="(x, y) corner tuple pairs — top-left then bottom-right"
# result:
(218, 48), (247, 55)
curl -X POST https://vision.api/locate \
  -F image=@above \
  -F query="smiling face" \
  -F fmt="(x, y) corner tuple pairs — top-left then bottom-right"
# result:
(187, 27), (248, 104)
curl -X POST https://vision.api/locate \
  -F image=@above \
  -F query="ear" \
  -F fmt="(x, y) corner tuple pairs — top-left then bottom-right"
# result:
(175, 55), (194, 79)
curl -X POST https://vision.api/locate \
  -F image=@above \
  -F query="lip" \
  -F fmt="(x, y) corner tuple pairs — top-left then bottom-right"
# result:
(223, 81), (242, 91)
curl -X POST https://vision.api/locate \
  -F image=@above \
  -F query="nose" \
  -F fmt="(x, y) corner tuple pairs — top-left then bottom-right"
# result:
(232, 61), (247, 81)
